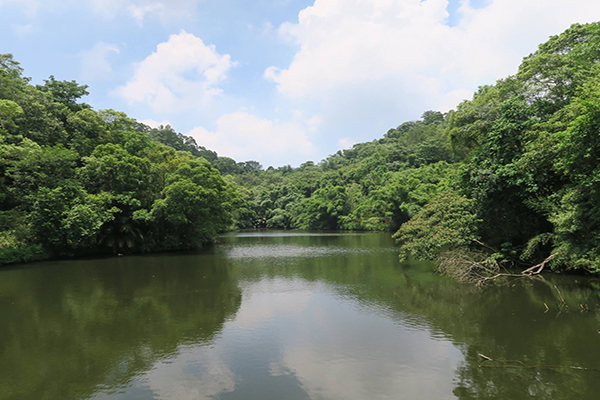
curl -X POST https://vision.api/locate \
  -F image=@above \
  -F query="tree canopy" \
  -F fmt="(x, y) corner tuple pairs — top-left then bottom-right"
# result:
(0, 55), (240, 263)
(3, 23), (600, 274)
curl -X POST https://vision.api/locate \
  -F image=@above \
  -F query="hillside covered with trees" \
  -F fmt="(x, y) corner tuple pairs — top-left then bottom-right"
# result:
(3, 23), (600, 274)
(0, 54), (242, 263)
(232, 22), (600, 274)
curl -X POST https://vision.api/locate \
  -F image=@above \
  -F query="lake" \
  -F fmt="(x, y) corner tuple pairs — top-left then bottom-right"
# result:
(1, 231), (600, 399)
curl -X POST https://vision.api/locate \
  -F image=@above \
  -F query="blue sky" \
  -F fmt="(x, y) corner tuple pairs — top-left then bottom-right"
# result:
(1, 0), (600, 167)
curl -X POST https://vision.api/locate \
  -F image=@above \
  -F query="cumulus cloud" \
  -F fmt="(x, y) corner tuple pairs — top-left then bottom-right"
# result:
(116, 30), (234, 113)
(79, 42), (119, 82)
(266, 0), (600, 117)
(188, 111), (315, 165)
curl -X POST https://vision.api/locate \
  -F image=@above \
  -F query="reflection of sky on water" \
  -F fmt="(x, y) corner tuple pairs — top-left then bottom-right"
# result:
(219, 231), (366, 238)
(90, 345), (236, 400)
(90, 277), (462, 400)
(223, 244), (371, 259)
(232, 279), (461, 400)
(5, 232), (600, 400)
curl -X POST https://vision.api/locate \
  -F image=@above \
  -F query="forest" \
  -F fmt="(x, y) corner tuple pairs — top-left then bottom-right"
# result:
(2, 22), (600, 274)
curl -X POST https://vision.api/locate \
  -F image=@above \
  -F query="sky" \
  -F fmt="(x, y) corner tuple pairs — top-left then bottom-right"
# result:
(1, 0), (600, 167)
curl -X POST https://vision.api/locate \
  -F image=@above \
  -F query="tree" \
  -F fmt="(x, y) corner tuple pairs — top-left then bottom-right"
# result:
(295, 186), (349, 230)
(238, 160), (263, 173)
(393, 192), (479, 261)
(37, 75), (89, 111)
(0, 99), (23, 131)
(213, 156), (241, 175)
(151, 158), (236, 248)
(77, 144), (152, 196)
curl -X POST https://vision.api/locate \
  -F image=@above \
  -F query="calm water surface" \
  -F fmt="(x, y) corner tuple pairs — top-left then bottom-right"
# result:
(1, 232), (600, 399)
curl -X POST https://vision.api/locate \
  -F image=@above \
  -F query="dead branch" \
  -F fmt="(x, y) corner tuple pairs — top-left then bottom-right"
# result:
(438, 250), (558, 286)
(477, 354), (599, 372)
(522, 253), (557, 275)
(472, 239), (498, 253)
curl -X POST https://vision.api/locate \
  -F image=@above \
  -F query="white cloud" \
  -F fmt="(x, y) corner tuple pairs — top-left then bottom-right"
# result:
(338, 138), (355, 150)
(0, 0), (44, 16)
(91, 0), (202, 23)
(116, 30), (234, 113)
(137, 119), (171, 129)
(306, 115), (321, 132)
(439, 88), (473, 113)
(266, 0), (600, 118)
(0, 0), (201, 23)
(188, 111), (315, 165)
(79, 42), (119, 82)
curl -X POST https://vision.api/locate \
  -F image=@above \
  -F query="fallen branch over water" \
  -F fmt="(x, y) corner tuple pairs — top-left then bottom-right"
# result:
(477, 353), (599, 372)
(437, 250), (558, 286)
(438, 250), (515, 285)
(522, 253), (557, 275)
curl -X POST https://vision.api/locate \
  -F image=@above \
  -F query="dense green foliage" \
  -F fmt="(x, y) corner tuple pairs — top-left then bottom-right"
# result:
(4, 22), (600, 273)
(230, 111), (456, 232)
(229, 23), (600, 273)
(394, 22), (600, 272)
(393, 191), (479, 261)
(0, 55), (240, 263)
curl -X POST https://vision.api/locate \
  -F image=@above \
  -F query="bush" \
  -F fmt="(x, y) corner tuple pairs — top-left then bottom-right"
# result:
(393, 191), (479, 261)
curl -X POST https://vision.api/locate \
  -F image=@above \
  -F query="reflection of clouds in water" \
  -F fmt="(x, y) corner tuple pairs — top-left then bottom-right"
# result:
(239, 285), (461, 400)
(90, 346), (236, 400)
(145, 347), (236, 400)
(238, 277), (321, 294)
(223, 280), (461, 400)
(224, 244), (366, 259)
(89, 278), (461, 400)
(269, 360), (294, 377)
(330, 291), (455, 341)
(225, 278), (316, 331)
(281, 344), (458, 400)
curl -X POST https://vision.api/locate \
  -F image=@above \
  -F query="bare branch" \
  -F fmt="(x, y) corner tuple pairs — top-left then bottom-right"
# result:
(438, 250), (559, 286)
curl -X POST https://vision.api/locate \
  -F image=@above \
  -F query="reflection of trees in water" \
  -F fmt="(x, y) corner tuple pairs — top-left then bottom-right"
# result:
(449, 277), (600, 400)
(360, 268), (600, 399)
(3, 233), (600, 400)
(224, 234), (600, 400)
(0, 255), (242, 400)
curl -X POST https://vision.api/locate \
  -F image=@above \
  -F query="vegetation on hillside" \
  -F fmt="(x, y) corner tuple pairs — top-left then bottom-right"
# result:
(230, 109), (455, 232)
(0, 54), (240, 263)
(230, 23), (600, 274)
(3, 22), (600, 274)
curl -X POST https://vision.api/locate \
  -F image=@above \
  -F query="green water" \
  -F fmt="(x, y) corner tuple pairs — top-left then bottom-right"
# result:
(1, 232), (600, 399)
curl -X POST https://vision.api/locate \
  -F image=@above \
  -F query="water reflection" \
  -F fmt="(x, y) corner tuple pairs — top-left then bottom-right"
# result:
(0, 255), (241, 400)
(1, 232), (600, 399)
(224, 278), (460, 400)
